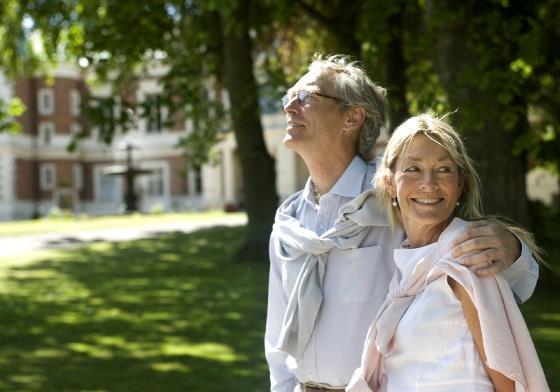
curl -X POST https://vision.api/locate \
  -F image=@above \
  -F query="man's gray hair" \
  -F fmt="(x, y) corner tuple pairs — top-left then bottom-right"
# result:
(309, 54), (387, 161)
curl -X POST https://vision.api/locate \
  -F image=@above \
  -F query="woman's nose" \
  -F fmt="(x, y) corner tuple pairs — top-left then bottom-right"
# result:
(420, 172), (438, 189)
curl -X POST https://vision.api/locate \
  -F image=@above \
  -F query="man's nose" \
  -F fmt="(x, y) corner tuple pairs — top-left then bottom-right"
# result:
(283, 96), (299, 113)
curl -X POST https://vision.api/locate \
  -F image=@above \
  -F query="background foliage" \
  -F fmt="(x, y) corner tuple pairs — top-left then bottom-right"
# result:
(0, 0), (558, 256)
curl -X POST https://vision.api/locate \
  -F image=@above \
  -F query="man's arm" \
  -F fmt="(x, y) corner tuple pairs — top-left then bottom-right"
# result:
(451, 221), (539, 303)
(265, 234), (297, 392)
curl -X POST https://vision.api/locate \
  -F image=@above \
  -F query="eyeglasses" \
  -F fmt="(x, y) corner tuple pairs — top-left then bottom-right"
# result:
(281, 90), (341, 108)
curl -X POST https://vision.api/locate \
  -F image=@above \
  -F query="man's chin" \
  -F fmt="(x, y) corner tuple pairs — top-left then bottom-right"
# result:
(283, 133), (296, 147)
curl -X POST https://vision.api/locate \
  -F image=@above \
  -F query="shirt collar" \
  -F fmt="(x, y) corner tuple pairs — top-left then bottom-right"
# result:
(302, 155), (368, 204)
(329, 156), (367, 198)
(302, 177), (315, 204)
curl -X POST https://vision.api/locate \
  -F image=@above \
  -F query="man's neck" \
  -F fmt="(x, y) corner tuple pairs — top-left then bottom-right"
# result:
(305, 153), (356, 196)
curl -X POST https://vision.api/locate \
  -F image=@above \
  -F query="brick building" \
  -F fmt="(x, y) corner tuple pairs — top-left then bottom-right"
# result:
(0, 64), (394, 221)
(0, 65), (205, 220)
(0, 64), (314, 221)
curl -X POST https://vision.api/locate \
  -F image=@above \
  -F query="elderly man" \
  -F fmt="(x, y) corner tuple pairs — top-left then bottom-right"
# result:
(265, 55), (539, 392)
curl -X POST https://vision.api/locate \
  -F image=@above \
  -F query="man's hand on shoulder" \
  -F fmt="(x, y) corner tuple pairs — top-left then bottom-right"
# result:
(451, 220), (521, 277)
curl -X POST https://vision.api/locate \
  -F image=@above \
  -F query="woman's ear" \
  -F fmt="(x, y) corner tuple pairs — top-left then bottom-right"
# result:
(385, 175), (397, 198)
(343, 106), (365, 132)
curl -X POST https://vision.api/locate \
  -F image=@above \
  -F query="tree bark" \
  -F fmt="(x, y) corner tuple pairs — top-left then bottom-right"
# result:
(295, 0), (362, 57)
(296, 0), (410, 129)
(425, 0), (530, 227)
(384, 0), (409, 129)
(221, 2), (278, 261)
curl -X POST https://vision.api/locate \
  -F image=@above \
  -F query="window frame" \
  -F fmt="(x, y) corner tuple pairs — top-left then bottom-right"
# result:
(38, 121), (55, 145)
(40, 163), (56, 191)
(70, 89), (81, 116)
(38, 88), (55, 115)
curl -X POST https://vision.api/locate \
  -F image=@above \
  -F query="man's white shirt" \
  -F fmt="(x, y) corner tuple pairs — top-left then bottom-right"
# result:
(265, 156), (539, 392)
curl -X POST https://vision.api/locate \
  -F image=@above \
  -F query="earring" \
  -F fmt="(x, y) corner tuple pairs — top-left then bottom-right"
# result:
(456, 201), (460, 206)
(392, 198), (398, 207)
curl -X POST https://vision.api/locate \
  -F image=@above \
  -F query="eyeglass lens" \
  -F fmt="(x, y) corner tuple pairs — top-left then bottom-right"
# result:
(282, 91), (310, 107)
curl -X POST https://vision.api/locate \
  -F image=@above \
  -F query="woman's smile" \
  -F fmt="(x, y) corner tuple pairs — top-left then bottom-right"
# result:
(411, 197), (444, 204)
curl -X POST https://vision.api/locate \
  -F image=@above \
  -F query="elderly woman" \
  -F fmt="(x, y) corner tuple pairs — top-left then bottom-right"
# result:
(347, 114), (549, 391)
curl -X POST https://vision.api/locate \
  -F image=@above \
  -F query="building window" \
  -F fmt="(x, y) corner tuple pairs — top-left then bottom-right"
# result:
(73, 164), (83, 191)
(40, 163), (56, 191)
(145, 94), (164, 133)
(70, 89), (81, 116)
(38, 122), (55, 145)
(38, 88), (55, 115)
(98, 171), (118, 202)
(146, 167), (164, 196)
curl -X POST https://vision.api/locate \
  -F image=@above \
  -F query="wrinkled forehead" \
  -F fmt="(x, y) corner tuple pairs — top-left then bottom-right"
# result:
(287, 69), (331, 96)
(397, 134), (456, 163)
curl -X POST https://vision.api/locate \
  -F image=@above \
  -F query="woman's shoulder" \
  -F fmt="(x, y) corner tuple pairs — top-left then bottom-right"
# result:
(436, 217), (469, 254)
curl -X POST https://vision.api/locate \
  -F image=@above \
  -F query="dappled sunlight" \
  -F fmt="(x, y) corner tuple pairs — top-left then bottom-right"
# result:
(3, 374), (47, 391)
(0, 211), (246, 237)
(1, 223), (557, 390)
(520, 281), (560, 388)
(150, 361), (190, 373)
(30, 348), (68, 359)
(0, 225), (269, 390)
(531, 327), (560, 341)
(67, 342), (114, 359)
(47, 312), (88, 325)
(162, 341), (238, 362)
(539, 312), (560, 322)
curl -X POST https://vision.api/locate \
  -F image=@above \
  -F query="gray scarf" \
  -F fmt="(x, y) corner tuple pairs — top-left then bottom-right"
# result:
(271, 189), (387, 359)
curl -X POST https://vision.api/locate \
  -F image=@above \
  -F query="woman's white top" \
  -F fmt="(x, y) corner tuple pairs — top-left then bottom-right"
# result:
(383, 243), (494, 391)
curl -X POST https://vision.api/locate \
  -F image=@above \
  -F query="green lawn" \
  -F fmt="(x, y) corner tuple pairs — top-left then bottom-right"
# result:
(0, 226), (268, 391)
(0, 225), (557, 391)
(0, 211), (245, 237)
(522, 241), (560, 390)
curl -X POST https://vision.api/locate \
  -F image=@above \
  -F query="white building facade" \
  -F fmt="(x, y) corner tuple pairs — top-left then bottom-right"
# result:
(0, 65), (313, 220)
(2, 65), (555, 221)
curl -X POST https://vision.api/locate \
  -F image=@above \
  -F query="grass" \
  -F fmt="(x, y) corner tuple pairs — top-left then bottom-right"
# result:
(0, 224), (557, 391)
(0, 211), (245, 237)
(0, 225), (268, 391)
(522, 240), (560, 390)
(521, 281), (560, 390)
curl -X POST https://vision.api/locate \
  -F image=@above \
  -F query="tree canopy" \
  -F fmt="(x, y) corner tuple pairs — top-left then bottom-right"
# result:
(1, 0), (559, 257)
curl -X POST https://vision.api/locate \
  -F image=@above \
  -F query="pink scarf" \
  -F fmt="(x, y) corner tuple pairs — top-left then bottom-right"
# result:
(347, 218), (549, 392)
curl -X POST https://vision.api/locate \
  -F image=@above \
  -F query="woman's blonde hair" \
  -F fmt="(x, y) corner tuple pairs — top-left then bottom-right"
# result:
(375, 113), (543, 262)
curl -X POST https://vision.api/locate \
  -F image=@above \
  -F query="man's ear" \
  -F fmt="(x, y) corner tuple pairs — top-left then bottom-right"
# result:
(343, 106), (365, 132)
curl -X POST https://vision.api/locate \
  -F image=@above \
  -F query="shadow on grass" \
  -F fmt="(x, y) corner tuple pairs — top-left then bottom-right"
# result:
(521, 242), (560, 391)
(0, 225), (269, 391)
(1, 225), (559, 391)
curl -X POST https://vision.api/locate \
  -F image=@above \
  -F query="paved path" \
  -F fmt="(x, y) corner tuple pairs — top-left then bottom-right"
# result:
(0, 215), (247, 258)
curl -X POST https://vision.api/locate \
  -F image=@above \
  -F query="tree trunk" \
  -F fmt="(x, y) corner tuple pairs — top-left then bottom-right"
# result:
(221, 2), (278, 261)
(425, 0), (530, 227)
(384, 0), (409, 129)
(295, 0), (362, 58)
